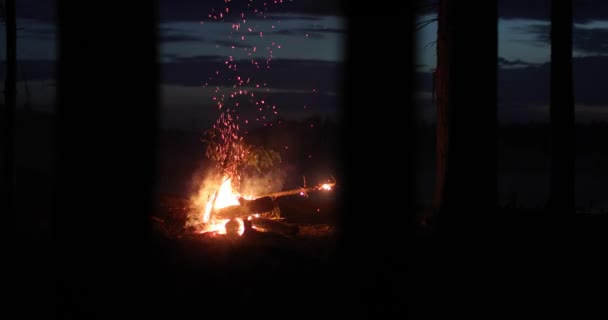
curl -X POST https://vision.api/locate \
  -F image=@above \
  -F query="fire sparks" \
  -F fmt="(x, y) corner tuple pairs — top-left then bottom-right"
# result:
(185, 1), (338, 237)
(198, 0), (304, 130)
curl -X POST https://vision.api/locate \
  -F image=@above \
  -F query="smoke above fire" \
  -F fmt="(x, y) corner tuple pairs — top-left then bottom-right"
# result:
(238, 165), (287, 197)
(188, 169), (223, 227)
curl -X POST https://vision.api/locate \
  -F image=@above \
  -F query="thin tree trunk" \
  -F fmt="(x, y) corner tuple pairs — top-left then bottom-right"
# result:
(432, 0), (449, 214)
(550, 0), (575, 216)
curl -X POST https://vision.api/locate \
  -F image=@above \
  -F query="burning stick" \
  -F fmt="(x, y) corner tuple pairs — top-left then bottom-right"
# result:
(252, 177), (337, 199)
(252, 182), (335, 199)
(211, 179), (337, 220)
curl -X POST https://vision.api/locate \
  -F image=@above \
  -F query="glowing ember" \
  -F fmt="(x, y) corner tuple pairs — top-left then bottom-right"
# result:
(320, 184), (332, 191)
(200, 218), (245, 236)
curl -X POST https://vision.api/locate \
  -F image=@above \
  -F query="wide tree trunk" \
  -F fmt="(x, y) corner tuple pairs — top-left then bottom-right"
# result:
(55, 1), (160, 317)
(434, 0), (497, 235)
(432, 0), (498, 313)
(549, 0), (575, 217)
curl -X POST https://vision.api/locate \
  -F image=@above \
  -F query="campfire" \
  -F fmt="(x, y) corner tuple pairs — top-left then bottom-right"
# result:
(199, 177), (247, 235)
(191, 175), (336, 237)
(151, 0), (340, 242)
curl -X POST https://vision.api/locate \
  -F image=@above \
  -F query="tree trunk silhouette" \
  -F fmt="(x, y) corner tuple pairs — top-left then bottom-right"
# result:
(432, 0), (498, 309)
(432, 0), (449, 214)
(434, 0), (497, 233)
(1, 0), (16, 239)
(55, 1), (160, 317)
(549, 0), (575, 217)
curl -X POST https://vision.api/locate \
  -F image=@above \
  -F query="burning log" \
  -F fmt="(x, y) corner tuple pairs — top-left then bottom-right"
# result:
(214, 204), (250, 219)
(225, 218), (241, 236)
(213, 197), (277, 220)
(212, 181), (335, 220)
(239, 196), (275, 213)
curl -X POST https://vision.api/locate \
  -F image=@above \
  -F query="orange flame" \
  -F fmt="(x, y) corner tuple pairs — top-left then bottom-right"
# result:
(198, 177), (248, 236)
(203, 178), (241, 223)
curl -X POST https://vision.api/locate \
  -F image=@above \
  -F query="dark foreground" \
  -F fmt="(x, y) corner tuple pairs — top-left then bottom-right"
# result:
(8, 112), (608, 317)
(9, 203), (608, 318)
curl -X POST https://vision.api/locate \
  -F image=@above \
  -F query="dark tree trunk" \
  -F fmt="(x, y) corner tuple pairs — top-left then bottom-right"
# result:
(340, 1), (416, 315)
(1, 0), (17, 313)
(549, 0), (575, 217)
(1, 0), (16, 239)
(435, 0), (497, 236)
(432, 0), (449, 214)
(55, 1), (160, 318)
(433, 0), (498, 312)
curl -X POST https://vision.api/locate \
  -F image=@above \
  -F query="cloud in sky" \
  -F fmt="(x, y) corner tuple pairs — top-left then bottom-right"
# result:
(213, 40), (253, 49)
(523, 23), (608, 55)
(498, 57), (537, 68)
(499, 0), (608, 23)
(13, 0), (342, 23)
(415, 0), (608, 23)
(158, 0), (343, 23)
(161, 34), (206, 43)
(159, 14), (345, 62)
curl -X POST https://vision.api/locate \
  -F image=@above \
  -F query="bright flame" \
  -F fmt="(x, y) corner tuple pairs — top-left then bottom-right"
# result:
(198, 177), (249, 236)
(320, 184), (332, 191)
(203, 178), (241, 223)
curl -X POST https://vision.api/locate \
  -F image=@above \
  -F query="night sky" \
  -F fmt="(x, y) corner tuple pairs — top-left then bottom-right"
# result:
(0, 0), (344, 132)
(3, 1), (608, 126)
(416, 0), (608, 124)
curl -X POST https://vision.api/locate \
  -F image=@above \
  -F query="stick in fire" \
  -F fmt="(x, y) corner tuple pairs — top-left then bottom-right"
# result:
(214, 179), (337, 221)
